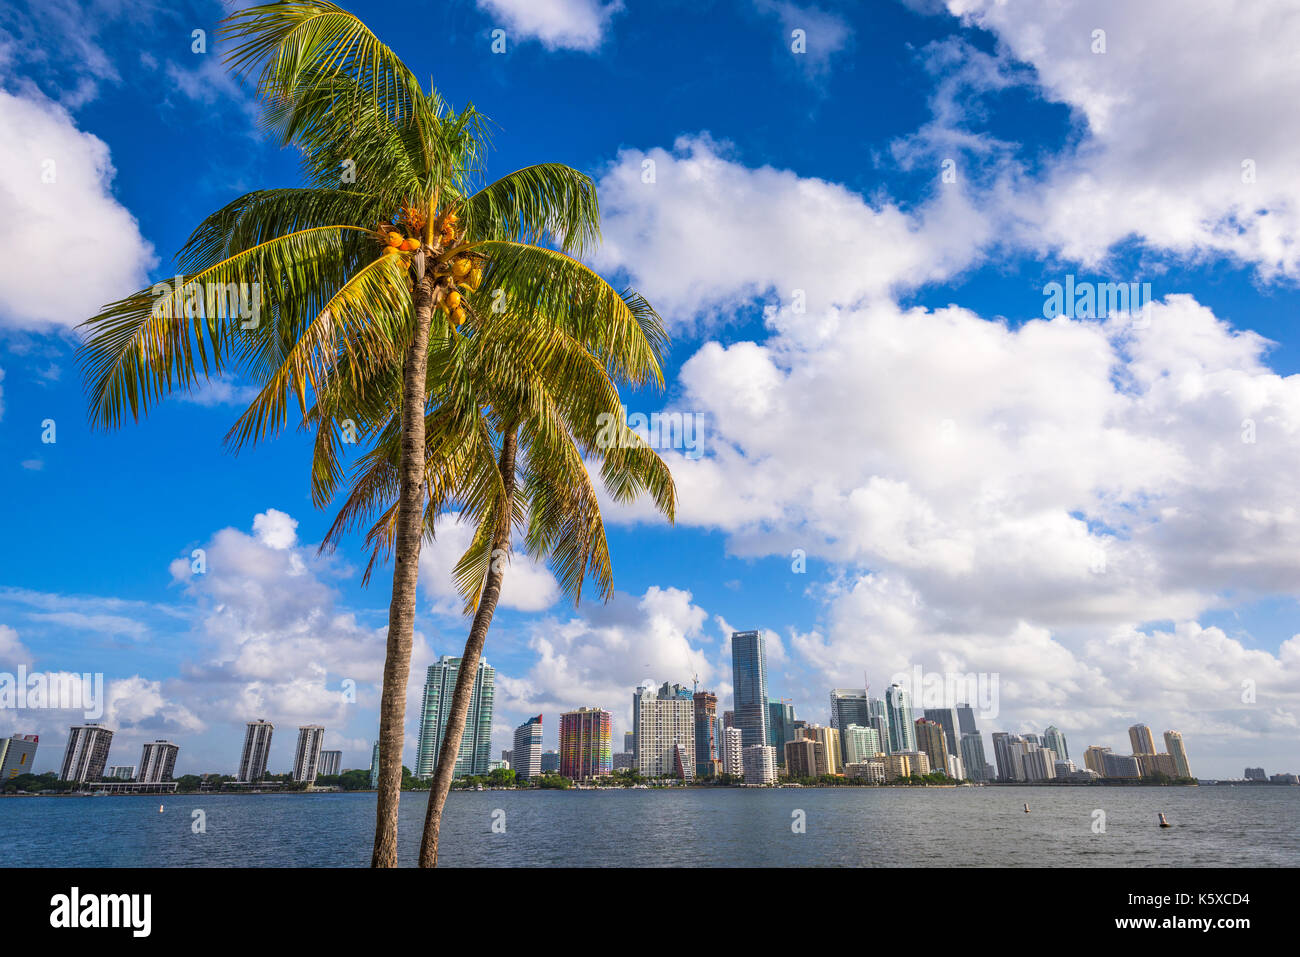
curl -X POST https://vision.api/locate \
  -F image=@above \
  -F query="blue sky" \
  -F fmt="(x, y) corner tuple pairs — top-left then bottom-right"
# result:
(2, 0), (1299, 780)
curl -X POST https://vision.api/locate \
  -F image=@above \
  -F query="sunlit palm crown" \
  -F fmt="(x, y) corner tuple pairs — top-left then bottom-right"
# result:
(78, 0), (675, 609)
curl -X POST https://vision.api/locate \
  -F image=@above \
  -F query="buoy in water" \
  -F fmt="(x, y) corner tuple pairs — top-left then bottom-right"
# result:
(1158, 812), (1171, 828)
(158, 804), (164, 813)
(1023, 803), (1030, 813)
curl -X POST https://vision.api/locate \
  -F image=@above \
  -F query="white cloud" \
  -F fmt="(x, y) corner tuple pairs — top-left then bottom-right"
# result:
(0, 624), (33, 668)
(418, 512), (560, 615)
(477, 0), (623, 52)
(0, 88), (154, 329)
(252, 508), (299, 550)
(940, 0), (1300, 276)
(593, 135), (991, 328)
(753, 0), (853, 77)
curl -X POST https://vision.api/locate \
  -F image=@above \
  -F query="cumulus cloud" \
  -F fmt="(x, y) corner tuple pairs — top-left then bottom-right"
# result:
(476, 0), (623, 52)
(753, 0), (853, 78)
(0, 88), (154, 329)
(418, 512), (561, 615)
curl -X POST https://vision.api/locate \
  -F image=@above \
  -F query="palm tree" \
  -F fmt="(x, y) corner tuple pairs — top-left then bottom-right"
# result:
(77, 0), (673, 867)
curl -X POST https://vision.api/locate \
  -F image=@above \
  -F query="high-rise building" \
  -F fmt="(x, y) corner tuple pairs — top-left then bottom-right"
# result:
(960, 732), (988, 782)
(797, 725), (842, 775)
(693, 691), (718, 778)
(1043, 726), (1069, 762)
(884, 684), (916, 753)
(513, 715), (543, 780)
(60, 725), (114, 783)
(830, 689), (870, 763)
(317, 750), (342, 777)
(1103, 752), (1141, 779)
(1244, 767), (1266, 781)
(416, 656), (495, 778)
(1164, 731), (1192, 778)
(956, 703), (979, 736)
(723, 726), (744, 777)
(560, 708), (612, 780)
(107, 766), (135, 780)
(742, 745), (777, 785)
(238, 720), (274, 782)
(1022, 748), (1057, 782)
(784, 737), (819, 778)
(923, 707), (960, 758)
(138, 740), (179, 783)
(843, 724), (883, 765)
(540, 750), (560, 773)
(991, 732), (1026, 782)
(1128, 724), (1156, 755)
(767, 700), (795, 765)
(915, 718), (948, 777)
(369, 740), (380, 788)
(293, 726), (325, 784)
(634, 684), (695, 779)
(624, 731), (635, 754)
(0, 734), (38, 781)
(730, 630), (769, 750)
(1083, 745), (1111, 777)
(867, 696), (892, 756)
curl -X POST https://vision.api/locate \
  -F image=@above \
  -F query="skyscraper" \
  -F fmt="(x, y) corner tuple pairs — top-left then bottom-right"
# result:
(915, 718), (948, 777)
(634, 684), (695, 779)
(624, 731), (635, 754)
(1164, 730), (1192, 778)
(742, 744), (777, 784)
(513, 715), (543, 780)
(560, 708), (612, 780)
(843, 724), (882, 764)
(293, 725), (325, 784)
(991, 732), (1026, 782)
(0, 734), (38, 781)
(1084, 745), (1111, 777)
(60, 725), (114, 784)
(317, 750), (342, 777)
(784, 737), (820, 778)
(767, 700), (795, 764)
(416, 656), (495, 778)
(1128, 724), (1156, 755)
(829, 689), (870, 763)
(868, 696), (892, 755)
(138, 740), (179, 783)
(884, 684), (916, 753)
(723, 726), (744, 777)
(956, 703), (979, 736)
(1043, 726), (1069, 762)
(923, 707), (960, 758)
(238, 720), (274, 782)
(960, 732), (987, 782)
(693, 691), (718, 778)
(730, 630), (769, 749)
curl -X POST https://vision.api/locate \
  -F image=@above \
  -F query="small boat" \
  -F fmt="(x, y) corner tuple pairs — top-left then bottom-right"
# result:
(1158, 812), (1171, 828)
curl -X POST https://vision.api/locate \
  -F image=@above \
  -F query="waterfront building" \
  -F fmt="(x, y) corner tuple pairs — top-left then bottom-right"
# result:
(991, 732), (1027, 782)
(784, 737), (819, 778)
(880, 751), (929, 781)
(613, 752), (636, 771)
(107, 765), (135, 780)
(693, 691), (718, 778)
(1083, 745), (1111, 777)
(1164, 731), (1192, 778)
(541, 750), (560, 773)
(1043, 725), (1069, 762)
(1245, 767), (1266, 781)
(830, 689), (870, 763)
(1021, 748), (1057, 782)
(0, 734), (38, 781)
(956, 703), (979, 736)
(624, 731), (635, 754)
(742, 744), (777, 785)
(238, 720), (274, 782)
(1103, 751), (1141, 779)
(915, 718), (948, 777)
(798, 725), (841, 775)
(634, 684), (695, 779)
(884, 684), (916, 753)
(138, 740), (179, 783)
(61, 724), (114, 783)
(560, 708), (612, 780)
(960, 732), (988, 782)
(1129, 723), (1156, 755)
(922, 706), (960, 758)
(768, 700), (796, 765)
(513, 715), (544, 781)
(317, 750), (342, 777)
(416, 656), (495, 778)
(843, 723), (883, 765)
(730, 630), (769, 750)
(867, 696), (892, 756)
(845, 761), (886, 783)
(723, 726), (744, 777)
(292, 725), (325, 784)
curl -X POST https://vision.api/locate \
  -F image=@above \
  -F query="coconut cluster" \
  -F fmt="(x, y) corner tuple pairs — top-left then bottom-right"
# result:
(375, 210), (484, 329)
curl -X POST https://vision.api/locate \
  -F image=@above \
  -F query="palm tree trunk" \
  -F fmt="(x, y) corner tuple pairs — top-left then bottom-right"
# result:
(370, 273), (437, 868)
(417, 424), (518, 868)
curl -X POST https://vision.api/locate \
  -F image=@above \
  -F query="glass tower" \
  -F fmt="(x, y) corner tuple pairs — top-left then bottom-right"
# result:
(416, 656), (495, 778)
(884, 684), (916, 753)
(730, 631), (769, 749)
